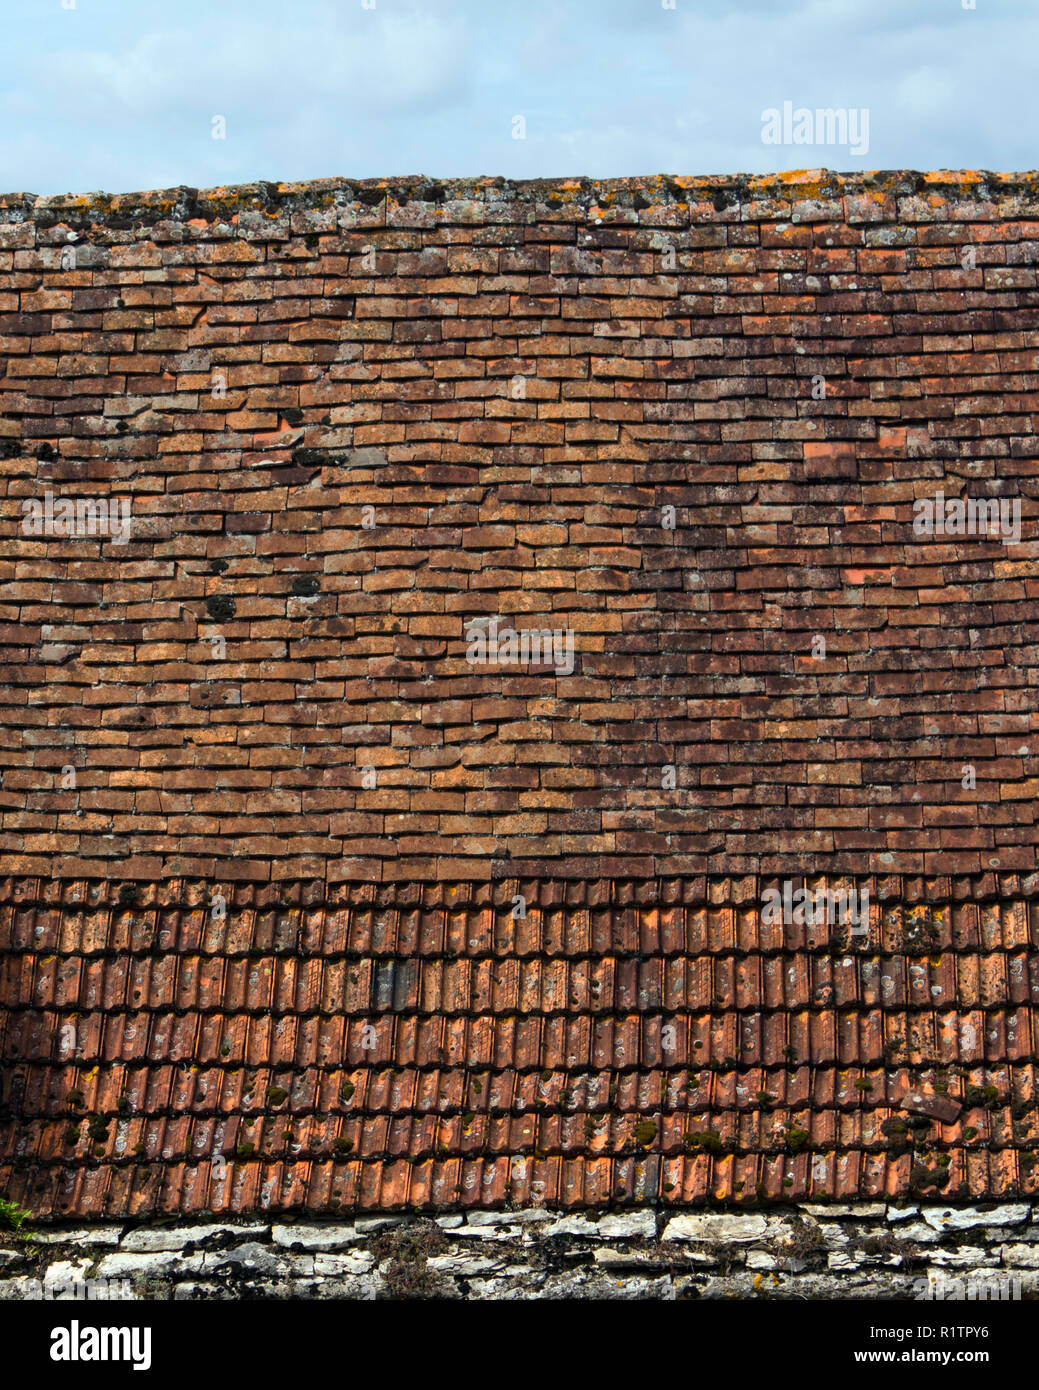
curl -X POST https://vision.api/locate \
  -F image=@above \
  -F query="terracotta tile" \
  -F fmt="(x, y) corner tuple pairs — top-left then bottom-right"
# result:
(5, 883), (1039, 1215)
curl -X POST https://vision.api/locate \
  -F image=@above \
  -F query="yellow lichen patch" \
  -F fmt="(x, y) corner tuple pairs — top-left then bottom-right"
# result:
(14, 169), (1039, 217)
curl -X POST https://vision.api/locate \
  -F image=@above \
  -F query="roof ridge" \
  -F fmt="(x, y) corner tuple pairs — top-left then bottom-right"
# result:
(2, 169), (1038, 223)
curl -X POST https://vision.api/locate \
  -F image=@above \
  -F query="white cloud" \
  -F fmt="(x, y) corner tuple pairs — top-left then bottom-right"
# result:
(0, 0), (1034, 192)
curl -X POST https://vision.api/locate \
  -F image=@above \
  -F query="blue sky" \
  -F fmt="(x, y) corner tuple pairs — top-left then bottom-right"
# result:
(2, 0), (1035, 194)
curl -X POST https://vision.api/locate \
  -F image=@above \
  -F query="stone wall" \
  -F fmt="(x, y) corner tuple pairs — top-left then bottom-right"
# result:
(3, 1202), (1038, 1300)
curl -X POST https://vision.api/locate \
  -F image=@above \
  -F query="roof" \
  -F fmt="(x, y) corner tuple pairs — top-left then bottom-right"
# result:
(1, 169), (1037, 883)
(1, 171), (1038, 1216)
(1, 875), (1038, 1215)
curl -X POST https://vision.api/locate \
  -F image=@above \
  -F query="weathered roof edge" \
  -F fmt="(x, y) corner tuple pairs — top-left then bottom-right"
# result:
(4, 871), (1038, 911)
(2, 168), (1039, 225)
